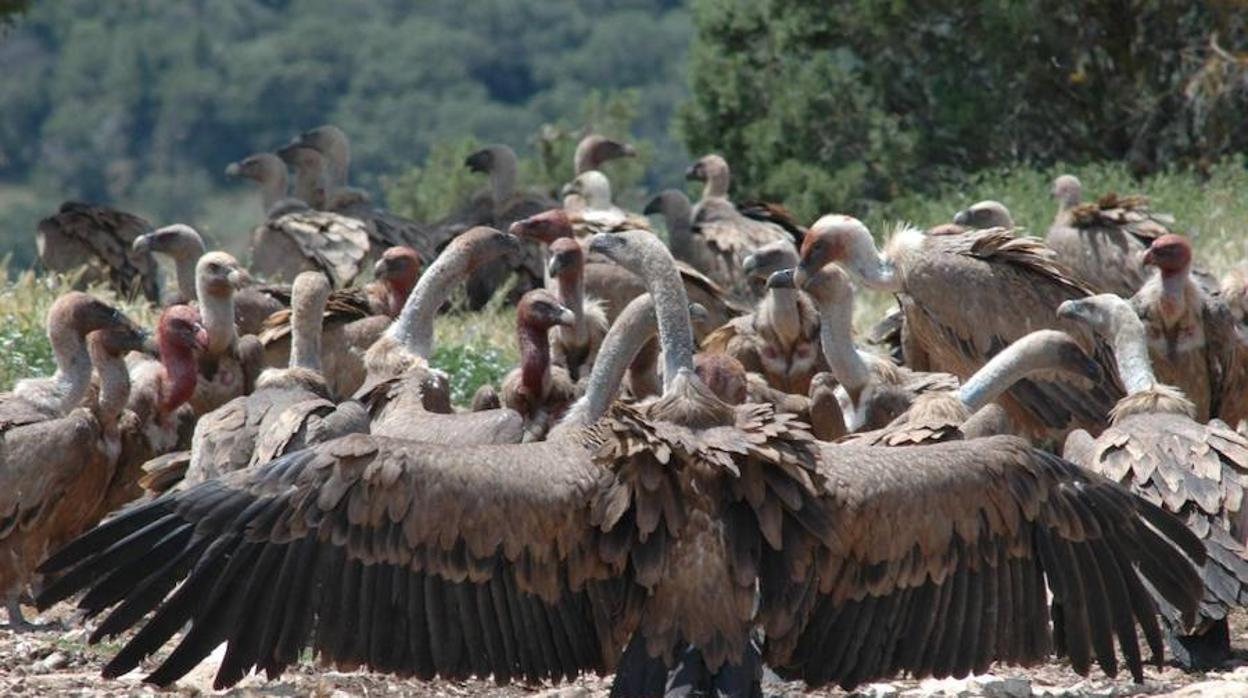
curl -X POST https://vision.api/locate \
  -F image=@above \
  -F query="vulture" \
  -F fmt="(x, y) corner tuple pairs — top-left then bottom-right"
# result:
(144, 272), (369, 495)
(1221, 261), (1248, 330)
(434, 143), (554, 309)
(1045, 174), (1176, 298)
(108, 305), (208, 508)
(36, 202), (160, 302)
(794, 263), (958, 433)
(559, 170), (649, 237)
(509, 208), (745, 337)
(701, 240), (824, 395)
(546, 237), (608, 382)
(273, 143), (328, 210)
(952, 200), (1015, 229)
(843, 329), (1104, 447)
(36, 229), (1208, 696)
(1132, 234), (1248, 426)
(796, 215), (1123, 442)
(680, 154), (796, 301)
(226, 152), (371, 287)
(356, 227), (523, 444)
(259, 246), (424, 399)
(132, 224), (285, 336)
(285, 127), (449, 264)
(1059, 292), (1248, 669)
(498, 289), (578, 442)
(564, 134), (636, 213)
(0, 301), (147, 628)
(187, 252), (263, 416)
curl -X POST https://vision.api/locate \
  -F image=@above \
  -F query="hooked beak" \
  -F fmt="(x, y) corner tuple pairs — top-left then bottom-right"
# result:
(684, 164), (701, 181)
(464, 149), (491, 173)
(193, 323), (210, 351)
(132, 234), (152, 253)
(742, 253), (760, 276)
(1056, 299), (1083, 322)
(766, 269), (796, 290)
(224, 162), (241, 178)
(952, 209), (972, 226)
(793, 261), (812, 290)
(226, 268), (247, 289)
(373, 256), (395, 280)
(1141, 248), (1156, 267)
(560, 181), (578, 198)
(688, 302), (710, 330)
(642, 196), (663, 216)
(140, 330), (159, 355)
(547, 254), (571, 278)
(555, 307), (577, 327)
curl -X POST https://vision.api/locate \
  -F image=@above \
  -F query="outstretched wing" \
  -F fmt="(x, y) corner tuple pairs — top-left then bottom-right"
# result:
(37, 434), (634, 689)
(761, 436), (1205, 690)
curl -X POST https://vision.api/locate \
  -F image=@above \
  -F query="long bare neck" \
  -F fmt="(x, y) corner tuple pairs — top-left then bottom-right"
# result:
(290, 300), (326, 374)
(813, 289), (872, 395)
(257, 169), (288, 212)
(491, 154), (518, 209)
(197, 288), (237, 356)
(172, 254), (200, 302)
(326, 138), (350, 189)
(703, 169), (729, 199)
(518, 322), (551, 398)
(290, 162), (323, 207)
(639, 245), (695, 388)
(89, 346), (130, 427)
(1158, 269), (1191, 321)
(559, 295), (658, 429)
(555, 269), (586, 340)
(662, 196), (695, 266)
(762, 287), (801, 347)
(957, 332), (1067, 412)
(159, 347), (198, 414)
(48, 323), (92, 412)
(1107, 309), (1157, 395)
(388, 253), (465, 359)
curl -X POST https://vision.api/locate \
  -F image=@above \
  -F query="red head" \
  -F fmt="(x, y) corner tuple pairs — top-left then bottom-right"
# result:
(1142, 234), (1192, 276)
(156, 305), (207, 411)
(694, 353), (748, 405)
(508, 209), (573, 245)
(517, 289), (576, 333)
(374, 246), (422, 314)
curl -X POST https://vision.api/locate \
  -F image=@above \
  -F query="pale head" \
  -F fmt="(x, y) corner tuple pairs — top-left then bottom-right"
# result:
(464, 144), (515, 174)
(643, 189), (692, 221)
(196, 251), (244, 298)
(446, 226), (522, 272)
(1051, 174), (1083, 209)
(795, 263), (854, 308)
(574, 135), (636, 175)
(743, 239), (799, 279)
(795, 214), (875, 287)
(509, 208), (573, 245)
(560, 170), (613, 209)
(224, 153), (285, 185)
(291, 271), (332, 309)
(48, 291), (143, 340)
(87, 322), (149, 360)
(952, 200), (1014, 229)
(275, 143), (326, 174)
(293, 125), (348, 156)
(133, 224), (206, 260)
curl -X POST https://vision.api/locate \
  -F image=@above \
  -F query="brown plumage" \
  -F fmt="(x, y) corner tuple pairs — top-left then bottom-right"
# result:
(357, 227), (523, 445)
(146, 273), (370, 495)
(132, 224), (285, 336)
(259, 246), (423, 398)
(795, 264), (959, 434)
(797, 216), (1123, 441)
(1045, 175), (1177, 298)
(499, 289), (578, 441)
(1131, 234), (1248, 426)
(509, 208), (746, 338)
(36, 202), (160, 302)
(0, 304), (147, 628)
(430, 144), (554, 308)
(188, 252), (263, 416)
(226, 152), (371, 286)
(702, 249), (824, 395)
(286, 127), (452, 264)
(37, 229), (1207, 694)
(849, 329), (1103, 447)
(1059, 292), (1248, 669)
(1221, 261), (1248, 331)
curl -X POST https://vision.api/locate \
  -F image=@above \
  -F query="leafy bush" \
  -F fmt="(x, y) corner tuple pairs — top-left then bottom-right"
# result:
(680, 0), (1248, 221)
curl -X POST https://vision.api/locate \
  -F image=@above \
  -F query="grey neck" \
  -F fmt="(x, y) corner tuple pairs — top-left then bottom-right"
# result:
(763, 287), (801, 347)
(957, 332), (1063, 412)
(258, 168), (288, 212)
(89, 345), (130, 427)
(490, 152), (518, 210)
(561, 294), (658, 428)
(48, 324), (92, 412)
(662, 195), (695, 264)
(387, 252), (466, 359)
(813, 288), (872, 395)
(197, 287), (237, 356)
(290, 300), (326, 374)
(172, 252), (200, 302)
(1107, 308), (1157, 395)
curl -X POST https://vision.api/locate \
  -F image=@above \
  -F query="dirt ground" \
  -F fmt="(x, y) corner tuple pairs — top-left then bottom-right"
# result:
(3, 603), (1248, 697)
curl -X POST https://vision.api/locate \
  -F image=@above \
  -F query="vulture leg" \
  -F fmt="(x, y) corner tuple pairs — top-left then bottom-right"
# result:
(1164, 616), (1231, 671)
(4, 590), (48, 632)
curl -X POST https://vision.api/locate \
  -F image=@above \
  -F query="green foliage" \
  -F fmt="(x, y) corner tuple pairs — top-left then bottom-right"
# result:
(430, 292), (518, 407)
(681, 0), (1248, 221)
(0, 265), (159, 391)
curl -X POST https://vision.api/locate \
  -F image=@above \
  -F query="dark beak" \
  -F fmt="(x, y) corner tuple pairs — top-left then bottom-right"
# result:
(373, 256), (394, 280)
(766, 269), (796, 290)
(684, 164), (701, 181)
(1141, 248), (1156, 267)
(952, 209), (972, 226)
(224, 162), (241, 178)
(465, 149), (491, 173)
(642, 196), (663, 216)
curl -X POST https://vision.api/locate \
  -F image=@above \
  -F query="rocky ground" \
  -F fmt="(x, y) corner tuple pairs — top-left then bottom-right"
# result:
(3, 604), (1248, 697)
